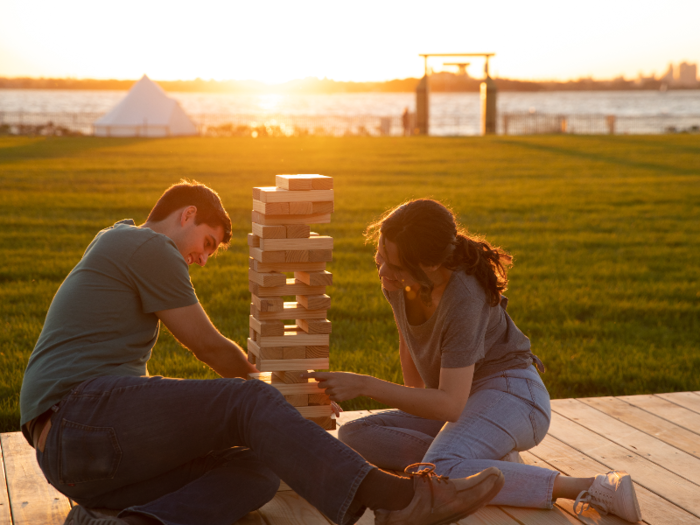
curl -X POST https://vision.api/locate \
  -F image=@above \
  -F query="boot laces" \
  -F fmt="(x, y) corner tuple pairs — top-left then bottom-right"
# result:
(574, 488), (612, 516)
(404, 463), (450, 514)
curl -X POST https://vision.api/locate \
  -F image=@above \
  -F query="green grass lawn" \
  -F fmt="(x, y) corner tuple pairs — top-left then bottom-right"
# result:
(1, 135), (699, 432)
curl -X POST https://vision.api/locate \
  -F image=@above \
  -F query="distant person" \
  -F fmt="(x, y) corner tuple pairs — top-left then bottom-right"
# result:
(19, 181), (505, 525)
(402, 107), (411, 136)
(307, 199), (643, 523)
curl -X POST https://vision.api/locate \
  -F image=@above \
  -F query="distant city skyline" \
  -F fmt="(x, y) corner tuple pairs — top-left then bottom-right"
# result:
(1, 0), (699, 84)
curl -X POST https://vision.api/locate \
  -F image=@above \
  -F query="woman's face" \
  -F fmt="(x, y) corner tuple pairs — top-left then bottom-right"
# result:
(375, 234), (420, 292)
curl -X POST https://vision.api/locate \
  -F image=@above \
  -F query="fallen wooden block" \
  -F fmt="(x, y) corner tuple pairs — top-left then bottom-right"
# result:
(294, 270), (333, 286)
(260, 236), (333, 252)
(296, 294), (331, 310)
(276, 174), (334, 191)
(252, 210), (331, 226)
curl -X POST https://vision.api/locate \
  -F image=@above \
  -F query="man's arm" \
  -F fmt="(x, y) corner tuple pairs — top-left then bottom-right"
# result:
(156, 303), (257, 379)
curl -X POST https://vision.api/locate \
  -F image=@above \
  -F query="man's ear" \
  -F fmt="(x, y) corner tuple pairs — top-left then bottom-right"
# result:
(180, 206), (198, 226)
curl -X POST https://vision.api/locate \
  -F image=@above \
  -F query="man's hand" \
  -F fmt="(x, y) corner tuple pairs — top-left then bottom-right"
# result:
(156, 303), (257, 379)
(302, 371), (370, 402)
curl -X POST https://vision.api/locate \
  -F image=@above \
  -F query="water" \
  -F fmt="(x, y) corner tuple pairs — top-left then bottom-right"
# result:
(2, 89), (700, 136)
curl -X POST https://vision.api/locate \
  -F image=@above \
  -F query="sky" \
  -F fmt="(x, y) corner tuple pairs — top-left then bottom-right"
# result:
(1, 0), (698, 83)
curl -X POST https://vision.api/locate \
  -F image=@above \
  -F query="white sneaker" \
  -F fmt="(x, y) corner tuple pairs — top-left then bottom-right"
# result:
(574, 471), (642, 523)
(499, 450), (524, 463)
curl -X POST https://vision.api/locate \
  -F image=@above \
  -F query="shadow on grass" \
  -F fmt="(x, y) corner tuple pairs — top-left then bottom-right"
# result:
(0, 137), (150, 165)
(497, 137), (700, 176)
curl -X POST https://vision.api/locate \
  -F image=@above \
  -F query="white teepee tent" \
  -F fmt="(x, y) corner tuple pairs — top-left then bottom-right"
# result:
(93, 75), (197, 137)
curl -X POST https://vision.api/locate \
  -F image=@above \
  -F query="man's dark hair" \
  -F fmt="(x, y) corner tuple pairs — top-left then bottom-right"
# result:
(147, 180), (232, 247)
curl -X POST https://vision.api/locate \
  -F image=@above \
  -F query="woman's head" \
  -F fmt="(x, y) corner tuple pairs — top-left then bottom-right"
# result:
(365, 199), (512, 306)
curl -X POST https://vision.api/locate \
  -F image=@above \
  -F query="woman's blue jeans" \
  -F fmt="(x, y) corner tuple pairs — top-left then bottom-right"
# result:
(338, 365), (559, 509)
(36, 375), (373, 525)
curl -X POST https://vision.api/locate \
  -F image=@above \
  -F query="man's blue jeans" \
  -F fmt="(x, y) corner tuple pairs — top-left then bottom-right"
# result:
(36, 375), (373, 525)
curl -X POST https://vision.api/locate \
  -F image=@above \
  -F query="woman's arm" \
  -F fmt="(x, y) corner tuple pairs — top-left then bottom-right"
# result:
(396, 316), (424, 388)
(306, 364), (474, 422)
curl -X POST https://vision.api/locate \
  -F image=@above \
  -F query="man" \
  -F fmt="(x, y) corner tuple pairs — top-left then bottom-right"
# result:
(20, 180), (504, 525)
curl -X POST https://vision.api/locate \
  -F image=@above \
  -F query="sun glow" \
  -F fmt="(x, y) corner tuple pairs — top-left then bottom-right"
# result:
(1, 0), (698, 83)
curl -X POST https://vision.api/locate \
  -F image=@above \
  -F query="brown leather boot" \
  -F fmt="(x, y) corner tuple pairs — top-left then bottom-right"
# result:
(374, 463), (505, 525)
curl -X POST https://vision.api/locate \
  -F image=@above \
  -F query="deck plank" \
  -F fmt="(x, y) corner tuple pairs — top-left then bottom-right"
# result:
(0, 436), (14, 525)
(461, 507), (524, 524)
(521, 450), (628, 524)
(620, 394), (700, 434)
(0, 433), (71, 525)
(526, 435), (700, 525)
(551, 398), (700, 486)
(256, 491), (332, 525)
(545, 408), (700, 518)
(579, 396), (700, 459)
(655, 392), (700, 414)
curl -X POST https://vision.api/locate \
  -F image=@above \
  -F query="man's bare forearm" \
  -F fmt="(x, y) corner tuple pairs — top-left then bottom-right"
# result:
(196, 335), (258, 379)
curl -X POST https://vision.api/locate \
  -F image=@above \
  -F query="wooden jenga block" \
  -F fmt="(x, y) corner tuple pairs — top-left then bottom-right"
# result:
(251, 295), (284, 313)
(248, 339), (329, 370)
(247, 233), (260, 247)
(285, 394), (309, 407)
(248, 352), (256, 365)
(285, 224), (311, 238)
(253, 200), (290, 215)
(249, 247), (285, 263)
(249, 327), (258, 342)
(308, 393), (331, 406)
(249, 373), (323, 395)
(309, 416), (336, 430)
(297, 405), (333, 418)
(248, 269), (286, 287)
(259, 236), (333, 252)
(272, 371), (309, 384)
(296, 294), (331, 310)
(289, 201), (314, 215)
(254, 187), (334, 203)
(306, 346), (330, 358)
(256, 332), (330, 348)
(249, 258), (326, 273)
(308, 250), (333, 262)
(251, 302), (327, 321)
(312, 201), (334, 214)
(276, 174), (333, 191)
(295, 270), (333, 286)
(250, 279), (326, 297)
(252, 223), (286, 239)
(297, 319), (332, 334)
(252, 210), (331, 226)
(249, 316), (285, 337)
(285, 250), (309, 263)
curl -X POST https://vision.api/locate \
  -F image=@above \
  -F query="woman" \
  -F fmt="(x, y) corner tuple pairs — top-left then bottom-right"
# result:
(307, 199), (642, 522)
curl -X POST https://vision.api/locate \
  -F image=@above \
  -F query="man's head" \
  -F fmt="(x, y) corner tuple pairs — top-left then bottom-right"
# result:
(146, 180), (232, 266)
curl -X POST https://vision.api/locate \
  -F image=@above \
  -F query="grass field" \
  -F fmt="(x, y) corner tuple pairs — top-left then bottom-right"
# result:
(1, 135), (699, 432)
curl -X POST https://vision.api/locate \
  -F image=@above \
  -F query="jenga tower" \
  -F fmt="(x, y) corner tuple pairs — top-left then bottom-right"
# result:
(247, 174), (336, 430)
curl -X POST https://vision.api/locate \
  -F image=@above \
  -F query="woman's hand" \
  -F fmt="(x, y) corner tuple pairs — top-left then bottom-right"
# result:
(302, 371), (371, 402)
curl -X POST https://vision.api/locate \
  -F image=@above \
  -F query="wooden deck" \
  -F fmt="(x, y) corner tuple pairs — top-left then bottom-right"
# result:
(2, 392), (700, 525)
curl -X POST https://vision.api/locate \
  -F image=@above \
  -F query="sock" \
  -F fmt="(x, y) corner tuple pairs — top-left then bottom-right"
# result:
(353, 467), (415, 511)
(122, 515), (162, 525)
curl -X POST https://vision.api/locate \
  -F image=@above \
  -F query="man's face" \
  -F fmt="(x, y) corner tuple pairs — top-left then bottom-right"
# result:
(173, 208), (225, 267)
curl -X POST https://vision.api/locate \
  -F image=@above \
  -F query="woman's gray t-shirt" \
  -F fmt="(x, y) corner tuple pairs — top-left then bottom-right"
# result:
(383, 271), (533, 388)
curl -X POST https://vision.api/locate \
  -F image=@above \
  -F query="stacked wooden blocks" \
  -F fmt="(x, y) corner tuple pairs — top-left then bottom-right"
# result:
(247, 174), (336, 430)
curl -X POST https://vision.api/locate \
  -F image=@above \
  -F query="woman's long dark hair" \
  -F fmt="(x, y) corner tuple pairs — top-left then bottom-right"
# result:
(365, 199), (512, 307)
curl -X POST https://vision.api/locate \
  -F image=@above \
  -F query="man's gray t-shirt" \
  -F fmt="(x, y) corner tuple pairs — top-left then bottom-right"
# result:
(384, 271), (533, 389)
(20, 220), (198, 429)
